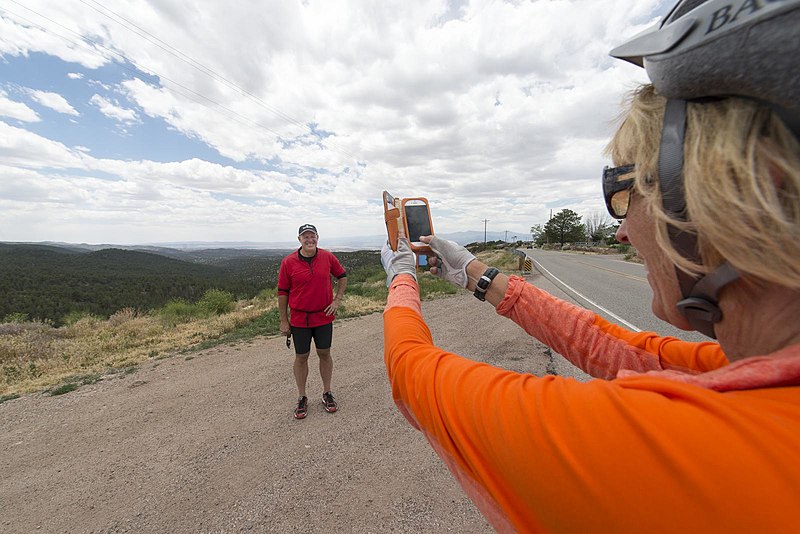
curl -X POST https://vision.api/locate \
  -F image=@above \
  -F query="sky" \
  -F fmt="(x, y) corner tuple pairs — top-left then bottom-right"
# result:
(0, 0), (664, 246)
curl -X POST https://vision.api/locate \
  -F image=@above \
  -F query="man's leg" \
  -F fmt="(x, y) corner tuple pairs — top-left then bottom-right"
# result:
(317, 348), (332, 393)
(313, 323), (335, 393)
(291, 326), (314, 419)
(313, 323), (337, 412)
(293, 353), (310, 397)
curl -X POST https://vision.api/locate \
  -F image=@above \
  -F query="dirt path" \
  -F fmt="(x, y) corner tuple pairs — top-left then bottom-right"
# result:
(0, 274), (587, 533)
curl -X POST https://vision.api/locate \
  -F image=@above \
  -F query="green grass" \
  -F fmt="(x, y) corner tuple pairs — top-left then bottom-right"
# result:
(48, 383), (79, 396)
(0, 392), (20, 403)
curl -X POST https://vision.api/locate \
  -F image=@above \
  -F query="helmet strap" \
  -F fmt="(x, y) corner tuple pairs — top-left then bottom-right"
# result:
(658, 98), (740, 338)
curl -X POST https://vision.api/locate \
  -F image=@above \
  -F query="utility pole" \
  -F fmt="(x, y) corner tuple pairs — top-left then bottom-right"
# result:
(482, 219), (490, 243)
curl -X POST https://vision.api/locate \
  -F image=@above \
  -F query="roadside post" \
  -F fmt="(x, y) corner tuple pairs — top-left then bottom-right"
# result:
(512, 249), (532, 275)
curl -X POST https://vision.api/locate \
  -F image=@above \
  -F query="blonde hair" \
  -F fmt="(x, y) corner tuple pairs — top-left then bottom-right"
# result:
(606, 84), (800, 289)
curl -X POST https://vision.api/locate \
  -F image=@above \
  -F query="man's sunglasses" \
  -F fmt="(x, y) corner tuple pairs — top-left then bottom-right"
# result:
(602, 164), (636, 219)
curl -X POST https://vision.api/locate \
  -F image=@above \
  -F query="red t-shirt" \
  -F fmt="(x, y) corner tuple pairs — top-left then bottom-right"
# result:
(278, 248), (346, 327)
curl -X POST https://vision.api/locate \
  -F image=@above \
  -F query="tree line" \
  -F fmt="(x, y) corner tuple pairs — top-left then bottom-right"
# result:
(529, 209), (619, 247)
(0, 244), (381, 326)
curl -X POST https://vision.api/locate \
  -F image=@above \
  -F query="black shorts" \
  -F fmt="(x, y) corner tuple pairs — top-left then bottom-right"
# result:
(290, 323), (333, 355)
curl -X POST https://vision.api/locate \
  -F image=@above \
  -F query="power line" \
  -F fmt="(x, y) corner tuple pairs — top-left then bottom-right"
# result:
(2, 4), (284, 145)
(80, 0), (361, 162)
(82, 0), (350, 154)
(2, 2), (361, 169)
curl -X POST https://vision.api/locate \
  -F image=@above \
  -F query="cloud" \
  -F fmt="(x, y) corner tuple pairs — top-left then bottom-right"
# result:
(0, 0), (665, 244)
(89, 94), (139, 124)
(0, 90), (40, 122)
(0, 121), (85, 169)
(28, 89), (80, 116)
(0, 11), (111, 69)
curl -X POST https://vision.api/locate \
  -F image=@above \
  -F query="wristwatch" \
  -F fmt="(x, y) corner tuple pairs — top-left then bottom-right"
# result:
(473, 267), (500, 301)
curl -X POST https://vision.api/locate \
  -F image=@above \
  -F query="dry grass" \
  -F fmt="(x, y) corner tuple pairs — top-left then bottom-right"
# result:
(0, 299), (272, 397)
(1, 249), (519, 398)
(476, 249), (522, 272)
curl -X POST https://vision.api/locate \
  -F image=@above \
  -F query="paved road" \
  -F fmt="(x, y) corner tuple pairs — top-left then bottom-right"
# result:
(522, 248), (710, 343)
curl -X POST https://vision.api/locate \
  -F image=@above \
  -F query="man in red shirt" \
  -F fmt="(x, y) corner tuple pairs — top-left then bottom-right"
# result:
(278, 224), (347, 419)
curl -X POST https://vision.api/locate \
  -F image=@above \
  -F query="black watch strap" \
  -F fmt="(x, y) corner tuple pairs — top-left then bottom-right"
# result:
(473, 267), (500, 301)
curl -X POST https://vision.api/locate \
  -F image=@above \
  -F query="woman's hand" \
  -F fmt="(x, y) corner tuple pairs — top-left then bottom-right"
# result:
(381, 238), (417, 286)
(422, 235), (476, 288)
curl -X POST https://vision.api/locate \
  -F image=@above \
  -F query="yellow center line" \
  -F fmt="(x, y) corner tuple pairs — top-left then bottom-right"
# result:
(575, 260), (648, 282)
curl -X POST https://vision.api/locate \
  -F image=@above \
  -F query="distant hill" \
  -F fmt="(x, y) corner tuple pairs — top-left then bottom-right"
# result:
(5, 230), (532, 255)
(0, 244), (235, 324)
(0, 243), (381, 324)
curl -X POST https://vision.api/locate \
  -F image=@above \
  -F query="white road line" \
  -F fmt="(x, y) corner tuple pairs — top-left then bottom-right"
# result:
(528, 255), (642, 332)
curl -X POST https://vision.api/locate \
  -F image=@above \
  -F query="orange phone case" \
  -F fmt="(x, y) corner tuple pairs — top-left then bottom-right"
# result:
(383, 191), (433, 254)
(383, 191), (401, 251)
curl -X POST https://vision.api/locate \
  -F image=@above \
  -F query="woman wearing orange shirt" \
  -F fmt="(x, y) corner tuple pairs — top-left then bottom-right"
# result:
(381, 1), (800, 532)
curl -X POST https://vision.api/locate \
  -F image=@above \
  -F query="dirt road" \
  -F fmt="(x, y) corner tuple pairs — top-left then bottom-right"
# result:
(0, 274), (587, 533)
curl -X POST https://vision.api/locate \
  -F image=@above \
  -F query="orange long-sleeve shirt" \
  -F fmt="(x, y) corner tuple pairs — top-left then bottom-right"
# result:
(383, 275), (800, 533)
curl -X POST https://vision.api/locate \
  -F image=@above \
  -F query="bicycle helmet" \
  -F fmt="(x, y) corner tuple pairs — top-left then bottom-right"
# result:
(609, 0), (800, 338)
(611, 0), (800, 135)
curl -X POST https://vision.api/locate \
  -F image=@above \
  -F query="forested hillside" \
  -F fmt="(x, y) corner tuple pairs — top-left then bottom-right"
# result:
(0, 244), (381, 325)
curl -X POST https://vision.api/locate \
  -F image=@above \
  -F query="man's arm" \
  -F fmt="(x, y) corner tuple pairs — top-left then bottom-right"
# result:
(277, 260), (291, 336)
(278, 294), (290, 336)
(334, 276), (347, 301)
(325, 275), (347, 315)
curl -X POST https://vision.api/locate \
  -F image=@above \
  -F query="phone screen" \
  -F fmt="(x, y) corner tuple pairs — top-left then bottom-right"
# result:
(404, 204), (432, 242)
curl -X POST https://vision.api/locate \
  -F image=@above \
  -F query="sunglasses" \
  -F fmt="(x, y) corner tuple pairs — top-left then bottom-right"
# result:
(602, 164), (636, 219)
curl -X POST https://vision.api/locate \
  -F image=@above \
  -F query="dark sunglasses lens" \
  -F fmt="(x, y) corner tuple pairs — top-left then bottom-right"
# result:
(603, 165), (636, 219)
(610, 189), (631, 218)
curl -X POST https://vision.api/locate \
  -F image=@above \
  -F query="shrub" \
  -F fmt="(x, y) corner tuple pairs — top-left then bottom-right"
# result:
(256, 288), (278, 302)
(3, 365), (22, 383)
(3, 312), (29, 324)
(62, 310), (100, 326)
(158, 299), (199, 326)
(108, 308), (139, 326)
(197, 289), (235, 315)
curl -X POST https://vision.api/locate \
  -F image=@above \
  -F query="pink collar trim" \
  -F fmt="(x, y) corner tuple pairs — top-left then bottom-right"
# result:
(617, 343), (800, 392)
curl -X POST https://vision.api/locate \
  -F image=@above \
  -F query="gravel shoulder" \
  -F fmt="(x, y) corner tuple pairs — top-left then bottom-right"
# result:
(0, 273), (588, 533)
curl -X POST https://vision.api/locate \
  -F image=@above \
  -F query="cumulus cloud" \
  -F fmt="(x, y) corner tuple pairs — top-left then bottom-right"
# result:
(89, 94), (139, 124)
(0, 90), (40, 122)
(29, 89), (80, 116)
(0, 121), (86, 169)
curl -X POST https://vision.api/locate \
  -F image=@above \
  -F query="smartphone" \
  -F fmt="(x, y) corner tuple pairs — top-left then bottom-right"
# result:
(401, 197), (434, 253)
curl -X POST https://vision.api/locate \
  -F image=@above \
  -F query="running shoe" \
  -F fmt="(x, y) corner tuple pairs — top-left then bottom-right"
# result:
(322, 391), (338, 413)
(294, 396), (308, 419)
